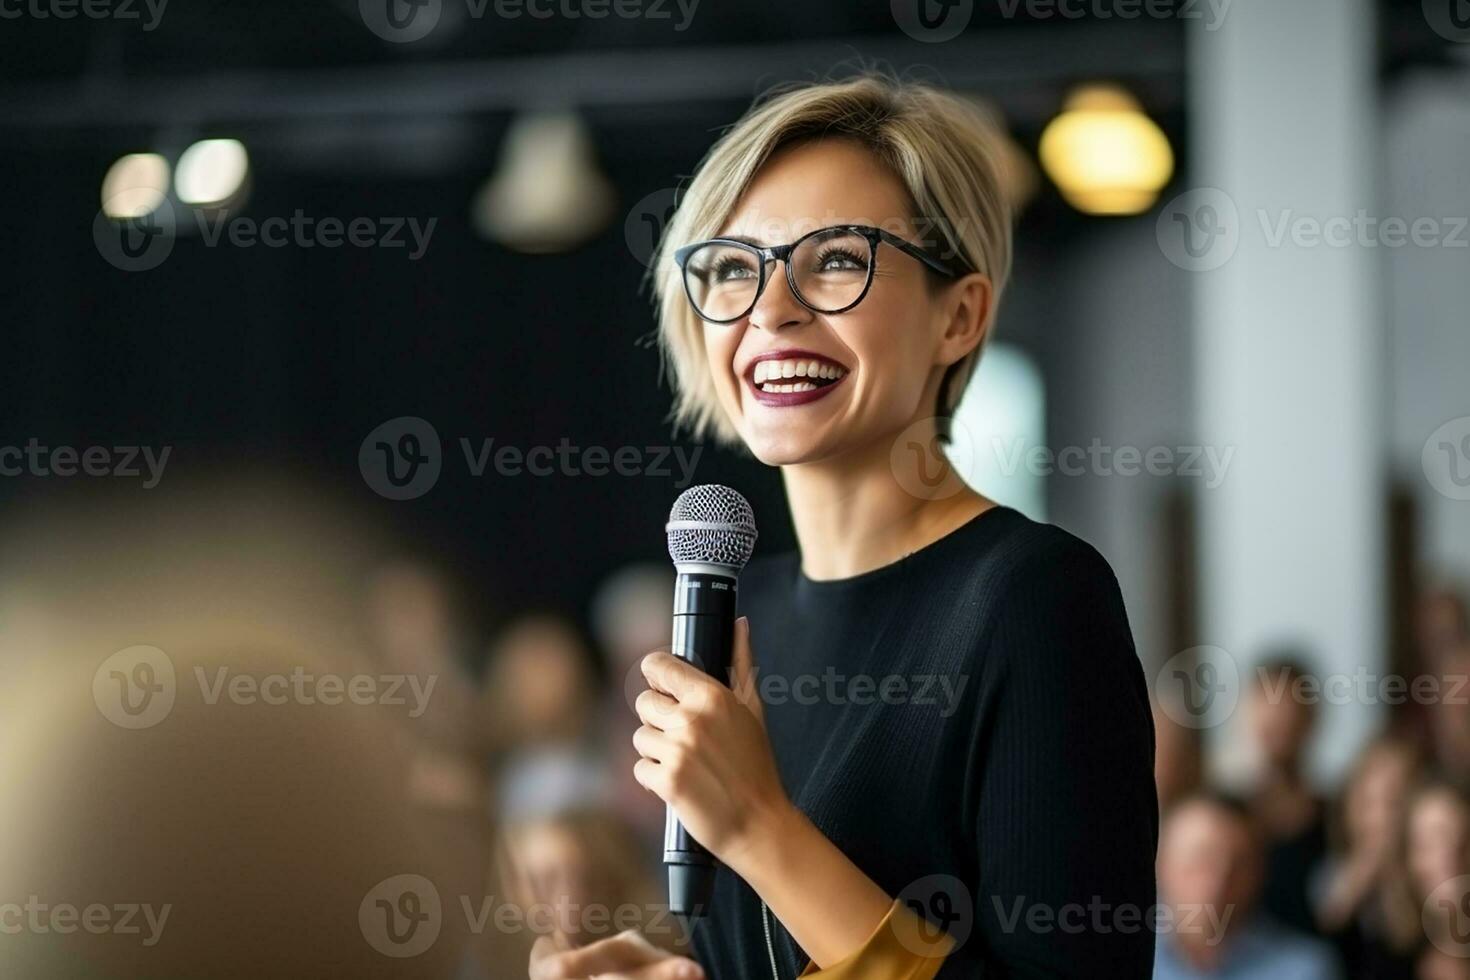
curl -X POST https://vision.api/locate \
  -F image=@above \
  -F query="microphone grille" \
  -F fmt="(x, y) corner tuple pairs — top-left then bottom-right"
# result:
(666, 484), (758, 570)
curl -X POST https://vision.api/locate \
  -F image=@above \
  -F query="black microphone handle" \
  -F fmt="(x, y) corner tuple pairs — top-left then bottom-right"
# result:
(663, 569), (738, 919)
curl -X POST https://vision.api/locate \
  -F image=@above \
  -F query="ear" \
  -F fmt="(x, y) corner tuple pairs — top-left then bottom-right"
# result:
(934, 272), (994, 368)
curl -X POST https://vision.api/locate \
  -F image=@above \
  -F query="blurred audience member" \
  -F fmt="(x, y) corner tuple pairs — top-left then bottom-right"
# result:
(1155, 793), (1341, 979)
(0, 648), (477, 979)
(1418, 946), (1470, 980)
(1319, 736), (1424, 980)
(481, 613), (609, 823)
(0, 477), (508, 977)
(1416, 589), (1470, 673)
(365, 559), (486, 811)
(503, 807), (675, 953)
(1154, 694), (1206, 813)
(1427, 642), (1470, 787)
(589, 563), (674, 854)
(1380, 779), (1470, 972)
(1246, 655), (1329, 935)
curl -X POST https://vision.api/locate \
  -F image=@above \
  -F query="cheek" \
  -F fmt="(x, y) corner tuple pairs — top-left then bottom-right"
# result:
(702, 327), (741, 394)
(845, 295), (936, 410)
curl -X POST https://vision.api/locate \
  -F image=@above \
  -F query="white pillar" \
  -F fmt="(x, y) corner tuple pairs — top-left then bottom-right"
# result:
(1186, 0), (1384, 783)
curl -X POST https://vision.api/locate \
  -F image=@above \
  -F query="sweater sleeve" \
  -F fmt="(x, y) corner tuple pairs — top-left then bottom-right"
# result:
(796, 899), (954, 979)
(957, 535), (1158, 977)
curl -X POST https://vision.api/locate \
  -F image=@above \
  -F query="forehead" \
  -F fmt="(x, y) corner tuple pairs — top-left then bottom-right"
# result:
(719, 138), (917, 242)
(1164, 805), (1250, 855)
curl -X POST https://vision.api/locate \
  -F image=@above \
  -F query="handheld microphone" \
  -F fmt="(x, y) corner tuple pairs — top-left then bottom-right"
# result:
(662, 484), (758, 919)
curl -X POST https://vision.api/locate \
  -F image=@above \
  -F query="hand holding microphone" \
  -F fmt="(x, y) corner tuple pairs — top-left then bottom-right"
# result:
(636, 617), (787, 857)
(635, 485), (792, 919)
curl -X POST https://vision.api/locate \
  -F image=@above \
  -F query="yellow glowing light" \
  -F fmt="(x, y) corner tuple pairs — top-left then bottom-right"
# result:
(1039, 84), (1174, 216)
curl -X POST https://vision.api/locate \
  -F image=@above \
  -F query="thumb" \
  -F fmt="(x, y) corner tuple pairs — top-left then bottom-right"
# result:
(629, 958), (705, 980)
(729, 616), (764, 724)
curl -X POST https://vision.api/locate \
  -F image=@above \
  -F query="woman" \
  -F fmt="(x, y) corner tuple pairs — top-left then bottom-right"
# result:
(1318, 736), (1423, 980)
(530, 74), (1157, 979)
(1393, 779), (1470, 971)
(1244, 656), (1328, 935)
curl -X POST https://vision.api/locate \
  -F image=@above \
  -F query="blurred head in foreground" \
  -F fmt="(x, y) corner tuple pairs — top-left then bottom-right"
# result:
(0, 477), (506, 978)
(1157, 795), (1262, 964)
(0, 647), (472, 979)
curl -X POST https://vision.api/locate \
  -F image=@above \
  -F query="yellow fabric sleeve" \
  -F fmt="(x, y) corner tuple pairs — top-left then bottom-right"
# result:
(796, 899), (955, 978)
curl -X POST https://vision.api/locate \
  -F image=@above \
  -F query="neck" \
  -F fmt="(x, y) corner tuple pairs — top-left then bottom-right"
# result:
(780, 427), (993, 581)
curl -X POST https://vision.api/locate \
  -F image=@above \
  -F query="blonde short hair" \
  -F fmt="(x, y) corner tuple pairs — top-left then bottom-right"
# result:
(651, 73), (1014, 446)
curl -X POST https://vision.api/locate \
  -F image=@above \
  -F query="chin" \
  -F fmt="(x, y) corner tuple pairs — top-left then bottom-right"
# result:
(744, 435), (818, 467)
(741, 419), (861, 467)
(734, 421), (828, 467)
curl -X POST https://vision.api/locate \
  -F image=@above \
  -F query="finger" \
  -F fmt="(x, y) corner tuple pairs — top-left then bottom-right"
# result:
(632, 723), (678, 762)
(728, 616), (764, 723)
(533, 928), (664, 978)
(635, 687), (683, 730)
(633, 757), (670, 801)
(641, 651), (714, 704)
(529, 935), (560, 977)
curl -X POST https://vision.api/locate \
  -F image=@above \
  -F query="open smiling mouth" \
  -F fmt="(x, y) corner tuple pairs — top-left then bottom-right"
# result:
(745, 353), (850, 407)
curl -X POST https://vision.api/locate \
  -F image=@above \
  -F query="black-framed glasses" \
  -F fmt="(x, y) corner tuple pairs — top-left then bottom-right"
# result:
(673, 224), (963, 324)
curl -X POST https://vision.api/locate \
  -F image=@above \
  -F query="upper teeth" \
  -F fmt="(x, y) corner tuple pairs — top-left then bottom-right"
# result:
(752, 359), (846, 384)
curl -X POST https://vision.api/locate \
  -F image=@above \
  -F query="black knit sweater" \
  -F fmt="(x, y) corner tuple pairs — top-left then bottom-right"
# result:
(689, 506), (1158, 979)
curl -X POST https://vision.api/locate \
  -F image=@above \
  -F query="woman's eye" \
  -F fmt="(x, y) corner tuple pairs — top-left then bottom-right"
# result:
(712, 258), (757, 281)
(816, 249), (867, 273)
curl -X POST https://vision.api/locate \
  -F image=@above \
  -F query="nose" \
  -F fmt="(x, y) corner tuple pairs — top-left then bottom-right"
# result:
(747, 260), (811, 334)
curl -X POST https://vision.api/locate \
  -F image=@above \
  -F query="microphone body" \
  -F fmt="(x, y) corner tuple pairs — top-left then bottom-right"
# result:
(662, 565), (738, 918)
(662, 484), (758, 920)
